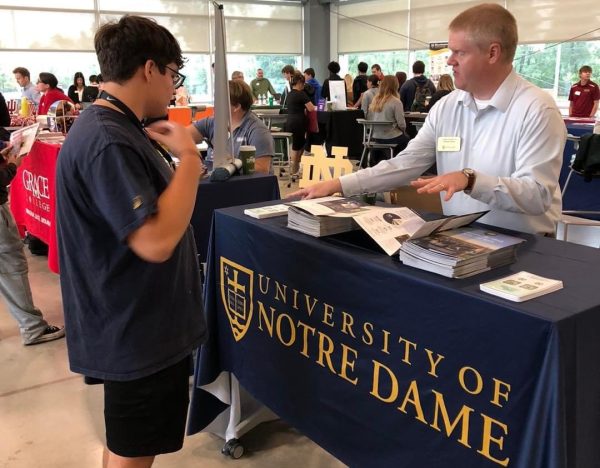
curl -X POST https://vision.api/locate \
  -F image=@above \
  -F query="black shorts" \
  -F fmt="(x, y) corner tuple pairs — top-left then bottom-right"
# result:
(104, 356), (191, 458)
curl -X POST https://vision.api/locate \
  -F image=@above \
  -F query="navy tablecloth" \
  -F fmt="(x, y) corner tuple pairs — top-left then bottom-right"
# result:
(189, 201), (600, 468)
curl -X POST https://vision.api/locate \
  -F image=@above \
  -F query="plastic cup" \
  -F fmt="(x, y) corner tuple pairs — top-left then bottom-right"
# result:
(239, 145), (256, 175)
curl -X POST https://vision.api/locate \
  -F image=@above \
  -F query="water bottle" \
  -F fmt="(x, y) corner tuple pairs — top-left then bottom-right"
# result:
(20, 97), (29, 117)
(268, 96), (273, 106)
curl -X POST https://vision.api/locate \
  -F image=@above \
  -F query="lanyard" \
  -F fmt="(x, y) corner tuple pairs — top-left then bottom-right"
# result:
(98, 90), (176, 170)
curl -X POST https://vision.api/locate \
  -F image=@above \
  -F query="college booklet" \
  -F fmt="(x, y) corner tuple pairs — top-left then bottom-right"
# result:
(399, 212), (525, 278)
(480, 271), (563, 302)
(9, 123), (40, 157)
(287, 196), (427, 255)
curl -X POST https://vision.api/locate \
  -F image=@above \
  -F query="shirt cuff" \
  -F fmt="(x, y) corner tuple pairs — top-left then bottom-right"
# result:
(468, 171), (499, 200)
(339, 172), (363, 196)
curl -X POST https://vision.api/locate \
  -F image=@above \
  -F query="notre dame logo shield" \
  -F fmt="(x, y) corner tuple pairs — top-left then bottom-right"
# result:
(220, 257), (254, 342)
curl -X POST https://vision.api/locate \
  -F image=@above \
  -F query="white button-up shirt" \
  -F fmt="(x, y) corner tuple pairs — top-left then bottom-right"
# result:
(341, 70), (566, 235)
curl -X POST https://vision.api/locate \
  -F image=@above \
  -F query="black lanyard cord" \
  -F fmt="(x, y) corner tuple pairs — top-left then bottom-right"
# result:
(98, 90), (175, 169)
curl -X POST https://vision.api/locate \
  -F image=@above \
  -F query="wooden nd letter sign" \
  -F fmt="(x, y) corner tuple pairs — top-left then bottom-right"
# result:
(299, 146), (354, 188)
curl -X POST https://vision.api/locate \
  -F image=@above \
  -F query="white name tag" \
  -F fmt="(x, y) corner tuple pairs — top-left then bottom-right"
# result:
(437, 137), (461, 152)
(574, 91), (581, 96)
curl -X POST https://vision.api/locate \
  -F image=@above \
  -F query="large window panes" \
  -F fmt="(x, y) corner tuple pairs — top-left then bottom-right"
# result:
(0, 51), (100, 100)
(513, 44), (557, 92)
(183, 54), (210, 102)
(557, 41), (600, 98)
(98, 0), (207, 15)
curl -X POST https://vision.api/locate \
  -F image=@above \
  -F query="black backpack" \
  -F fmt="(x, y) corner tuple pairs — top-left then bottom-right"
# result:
(411, 83), (431, 112)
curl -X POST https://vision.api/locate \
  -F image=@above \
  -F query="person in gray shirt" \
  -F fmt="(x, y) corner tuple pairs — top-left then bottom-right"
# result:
(12, 67), (41, 105)
(367, 75), (409, 165)
(188, 80), (274, 173)
(360, 75), (380, 118)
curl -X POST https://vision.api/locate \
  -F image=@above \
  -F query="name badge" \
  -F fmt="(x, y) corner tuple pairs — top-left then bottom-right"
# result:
(574, 91), (581, 96)
(437, 137), (461, 152)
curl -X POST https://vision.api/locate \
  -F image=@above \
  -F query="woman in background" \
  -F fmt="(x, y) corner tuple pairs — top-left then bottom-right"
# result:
(344, 73), (353, 106)
(368, 75), (409, 166)
(395, 71), (407, 94)
(67, 72), (86, 109)
(37, 73), (72, 115)
(427, 74), (454, 111)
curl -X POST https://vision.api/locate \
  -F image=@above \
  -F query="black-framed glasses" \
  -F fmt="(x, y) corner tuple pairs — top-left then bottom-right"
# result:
(165, 65), (186, 89)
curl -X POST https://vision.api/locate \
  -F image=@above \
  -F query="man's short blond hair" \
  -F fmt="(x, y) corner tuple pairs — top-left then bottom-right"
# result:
(449, 3), (518, 63)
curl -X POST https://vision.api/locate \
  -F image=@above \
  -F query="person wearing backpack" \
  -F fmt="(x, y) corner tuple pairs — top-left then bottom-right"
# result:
(400, 60), (436, 112)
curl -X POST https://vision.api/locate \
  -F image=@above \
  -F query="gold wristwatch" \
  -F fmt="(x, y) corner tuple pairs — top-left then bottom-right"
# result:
(462, 168), (476, 194)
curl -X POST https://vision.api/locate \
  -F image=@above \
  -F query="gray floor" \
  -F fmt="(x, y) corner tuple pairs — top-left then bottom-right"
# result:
(0, 177), (346, 468)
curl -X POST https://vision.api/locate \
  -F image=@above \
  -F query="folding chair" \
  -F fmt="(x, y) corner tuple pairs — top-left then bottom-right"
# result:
(356, 118), (397, 168)
(271, 131), (293, 179)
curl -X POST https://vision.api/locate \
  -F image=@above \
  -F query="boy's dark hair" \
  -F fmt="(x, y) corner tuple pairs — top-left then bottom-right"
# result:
(412, 60), (425, 74)
(95, 15), (184, 83)
(97, 74), (103, 83)
(229, 80), (254, 111)
(88, 74), (98, 83)
(290, 71), (305, 87)
(358, 62), (368, 73)
(371, 63), (381, 72)
(38, 72), (58, 89)
(327, 61), (341, 74)
(281, 64), (295, 75)
(304, 68), (315, 78)
(367, 74), (379, 87)
(579, 65), (592, 74)
(12, 67), (30, 78)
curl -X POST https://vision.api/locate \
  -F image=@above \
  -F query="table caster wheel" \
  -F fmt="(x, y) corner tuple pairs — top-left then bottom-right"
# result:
(222, 438), (244, 459)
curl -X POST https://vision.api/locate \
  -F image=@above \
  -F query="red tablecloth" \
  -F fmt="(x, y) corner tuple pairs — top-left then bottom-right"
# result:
(9, 140), (60, 273)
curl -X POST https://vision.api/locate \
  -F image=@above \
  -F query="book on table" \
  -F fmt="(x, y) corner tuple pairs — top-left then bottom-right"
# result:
(399, 215), (525, 278)
(479, 271), (563, 302)
(244, 204), (289, 219)
(286, 196), (426, 255)
(9, 123), (40, 157)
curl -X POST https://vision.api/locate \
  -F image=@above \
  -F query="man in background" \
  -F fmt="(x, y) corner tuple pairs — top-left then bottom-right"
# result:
(1, 143), (65, 346)
(353, 61), (369, 104)
(250, 68), (277, 101)
(231, 70), (245, 82)
(303, 68), (321, 106)
(292, 3), (566, 237)
(13, 67), (41, 105)
(371, 64), (384, 81)
(569, 65), (599, 118)
(400, 60), (437, 112)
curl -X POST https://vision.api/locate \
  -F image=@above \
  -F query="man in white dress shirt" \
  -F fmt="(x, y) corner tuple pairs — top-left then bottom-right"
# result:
(291, 3), (566, 236)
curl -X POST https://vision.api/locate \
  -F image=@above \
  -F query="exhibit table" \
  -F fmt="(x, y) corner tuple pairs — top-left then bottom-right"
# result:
(189, 201), (600, 468)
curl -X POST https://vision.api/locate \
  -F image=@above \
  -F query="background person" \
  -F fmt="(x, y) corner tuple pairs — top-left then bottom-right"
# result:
(231, 70), (244, 81)
(36, 72), (73, 115)
(360, 74), (379, 118)
(353, 62), (369, 105)
(568, 65), (599, 118)
(400, 60), (437, 112)
(371, 64), (384, 80)
(291, 3), (566, 237)
(56, 15), (207, 468)
(250, 68), (277, 101)
(395, 71), (407, 94)
(188, 80), (273, 174)
(67, 72), (87, 109)
(321, 61), (342, 101)
(285, 71), (316, 176)
(427, 74), (455, 111)
(0, 92), (9, 126)
(1, 143), (65, 346)
(367, 75), (409, 166)
(13, 67), (41, 105)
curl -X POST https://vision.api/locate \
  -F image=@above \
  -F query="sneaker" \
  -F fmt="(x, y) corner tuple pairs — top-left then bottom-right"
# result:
(25, 325), (65, 346)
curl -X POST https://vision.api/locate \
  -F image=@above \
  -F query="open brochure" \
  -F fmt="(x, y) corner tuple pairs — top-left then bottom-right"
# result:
(480, 271), (563, 302)
(9, 123), (40, 157)
(287, 197), (489, 256)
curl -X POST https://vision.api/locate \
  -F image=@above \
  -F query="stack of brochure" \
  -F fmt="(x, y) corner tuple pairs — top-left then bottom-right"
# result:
(244, 204), (289, 219)
(400, 224), (525, 278)
(287, 196), (426, 253)
(480, 272), (563, 302)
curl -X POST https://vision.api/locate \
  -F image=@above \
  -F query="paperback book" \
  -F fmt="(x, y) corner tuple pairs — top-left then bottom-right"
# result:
(244, 204), (289, 219)
(480, 271), (563, 302)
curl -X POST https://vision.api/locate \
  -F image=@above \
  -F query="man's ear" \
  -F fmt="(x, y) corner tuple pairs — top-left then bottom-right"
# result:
(488, 42), (502, 64)
(143, 60), (156, 83)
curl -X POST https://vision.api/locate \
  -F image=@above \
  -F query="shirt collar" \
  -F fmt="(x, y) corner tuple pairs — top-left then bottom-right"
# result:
(457, 69), (519, 113)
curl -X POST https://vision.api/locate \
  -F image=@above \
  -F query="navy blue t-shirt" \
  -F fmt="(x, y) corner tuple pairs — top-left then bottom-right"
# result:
(56, 105), (207, 381)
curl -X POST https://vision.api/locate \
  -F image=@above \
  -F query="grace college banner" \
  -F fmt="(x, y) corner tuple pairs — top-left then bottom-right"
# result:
(189, 204), (600, 468)
(10, 140), (60, 273)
